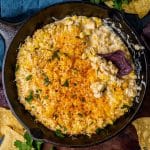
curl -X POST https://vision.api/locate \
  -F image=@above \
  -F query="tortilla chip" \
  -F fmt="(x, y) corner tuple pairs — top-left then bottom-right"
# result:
(0, 107), (24, 135)
(104, 0), (113, 8)
(132, 117), (150, 150)
(0, 107), (25, 150)
(105, 0), (150, 18)
(0, 126), (24, 150)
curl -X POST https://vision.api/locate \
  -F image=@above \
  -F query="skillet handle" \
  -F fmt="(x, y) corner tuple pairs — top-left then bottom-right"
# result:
(0, 19), (26, 51)
(0, 19), (26, 109)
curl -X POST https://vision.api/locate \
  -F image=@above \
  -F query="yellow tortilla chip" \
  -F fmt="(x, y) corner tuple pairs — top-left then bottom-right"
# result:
(105, 0), (150, 18)
(132, 117), (150, 150)
(0, 107), (25, 150)
(104, 0), (113, 8)
(0, 126), (24, 150)
(0, 107), (24, 135)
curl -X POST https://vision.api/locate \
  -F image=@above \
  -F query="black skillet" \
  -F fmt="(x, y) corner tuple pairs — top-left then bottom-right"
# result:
(0, 1), (147, 148)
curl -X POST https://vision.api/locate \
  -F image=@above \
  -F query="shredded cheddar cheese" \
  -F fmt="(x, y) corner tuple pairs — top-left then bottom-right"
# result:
(16, 16), (137, 136)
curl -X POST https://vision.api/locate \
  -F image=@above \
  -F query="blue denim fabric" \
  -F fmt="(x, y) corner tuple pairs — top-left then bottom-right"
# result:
(0, 0), (66, 70)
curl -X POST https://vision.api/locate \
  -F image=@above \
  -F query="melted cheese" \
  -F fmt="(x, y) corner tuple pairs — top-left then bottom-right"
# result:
(16, 16), (137, 136)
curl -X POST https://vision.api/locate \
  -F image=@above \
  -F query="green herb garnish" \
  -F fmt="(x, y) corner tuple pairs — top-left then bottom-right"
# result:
(44, 76), (51, 86)
(63, 127), (67, 132)
(36, 89), (42, 93)
(34, 93), (40, 99)
(123, 0), (130, 4)
(78, 113), (83, 117)
(116, 0), (131, 9)
(24, 132), (33, 146)
(55, 129), (65, 138)
(25, 75), (32, 81)
(90, 0), (105, 4)
(63, 52), (69, 57)
(32, 141), (43, 150)
(52, 50), (60, 60)
(72, 68), (78, 74)
(62, 79), (69, 87)
(121, 104), (130, 109)
(14, 141), (31, 150)
(25, 91), (33, 102)
(113, 0), (122, 10)
(90, 0), (131, 10)
(14, 132), (43, 150)
(96, 128), (101, 134)
(44, 95), (49, 99)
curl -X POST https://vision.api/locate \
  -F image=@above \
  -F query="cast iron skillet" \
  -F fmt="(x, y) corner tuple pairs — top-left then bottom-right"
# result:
(0, 1), (147, 147)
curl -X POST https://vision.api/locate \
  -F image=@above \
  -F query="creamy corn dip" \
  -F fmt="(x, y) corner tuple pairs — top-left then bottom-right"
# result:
(16, 16), (137, 136)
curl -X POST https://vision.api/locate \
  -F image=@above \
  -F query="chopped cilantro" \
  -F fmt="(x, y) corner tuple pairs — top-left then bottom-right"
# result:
(96, 0), (104, 4)
(96, 128), (101, 134)
(63, 127), (67, 132)
(36, 89), (42, 93)
(90, 0), (105, 4)
(44, 76), (51, 86)
(34, 93), (40, 99)
(25, 91), (33, 102)
(63, 52), (69, 57)
(121, 104), (130, 109)
(78, 113), (83, 117)
(90, 0), (131, 10)
(123, 0), (130, 4)
(62, 79), (69, 87)
(24, 132), (33, 146)
(113, 0), (122, 10)
(55, 129), (65, 138)
(14, 132), (43, 150)
(25, 75), (32, 81)
(44, 95), (49, 99)
(14, 141), (31, 150)
(72, 68), (78, 74)
(52, 50), (60, 60)
(33, 141), (43, 150)
(113, 0), (131, 10)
